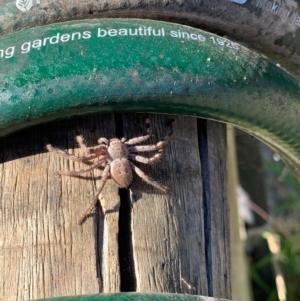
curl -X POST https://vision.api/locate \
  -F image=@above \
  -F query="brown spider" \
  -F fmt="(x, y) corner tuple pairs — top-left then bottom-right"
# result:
(46, 117), (173, 225)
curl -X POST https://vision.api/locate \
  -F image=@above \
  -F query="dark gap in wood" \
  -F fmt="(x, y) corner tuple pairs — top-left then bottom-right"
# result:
(197, 118), (213, 296)
(115, 113), (137, 291)
(114, 113), (124, 139)
(94, 202), (104, 292)
(118, 188), (137, 291)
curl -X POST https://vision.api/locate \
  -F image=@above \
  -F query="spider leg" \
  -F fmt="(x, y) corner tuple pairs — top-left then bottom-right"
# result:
(75, 134), (89, 153)
(97, 137), (109, 145)
(78, 164), (110, 225)
(125, 134), (151, 145)
(129, 153), (162, 164)
(57, 157), (106, 176)
(129, 162), (169, 193)
(79, 138), (108, 154)
(46, 143), (105, 162)
(128, 141), (165, 153)
(126, 117), (174, 147)
(76, 135), (107, 155)
(87, 144), (107, 154)
(78, 135), (107, 155)
(125, 116), (152, 145)
(164, 119), (174, 140)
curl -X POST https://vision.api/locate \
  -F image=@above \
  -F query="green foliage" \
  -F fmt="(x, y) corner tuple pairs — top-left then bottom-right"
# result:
(263, 155), (300, 301)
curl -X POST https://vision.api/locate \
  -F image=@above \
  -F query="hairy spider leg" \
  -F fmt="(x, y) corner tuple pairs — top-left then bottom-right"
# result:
(158, 120), (174, 143)
(98, 137), (109, 145)
(125, 134), (151, 145)
(125, 118), (174, 146)
(75, 134), (89, 154)
(77, 164), (111, 225)
(57, 157), (106, 176)
(124, 115), (152, 145)
(145, 116), (151, 135)
(129, 161), (169, 193)
(127, 141), (166, 153)
(46, 143), (105, 162)
(75, 135), (108, 155)
(144, 115), (175, 139)
(86, 144), (107, 154)
(129, 153), (162, 164)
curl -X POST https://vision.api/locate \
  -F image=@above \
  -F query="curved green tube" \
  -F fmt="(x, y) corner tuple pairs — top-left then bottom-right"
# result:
(33, 293), (229, 301)
(1, 19), (300, 176)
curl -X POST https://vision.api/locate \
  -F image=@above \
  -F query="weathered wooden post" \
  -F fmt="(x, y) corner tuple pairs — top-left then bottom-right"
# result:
(0, 113), (230, 300)
(1, 2), (300, 301)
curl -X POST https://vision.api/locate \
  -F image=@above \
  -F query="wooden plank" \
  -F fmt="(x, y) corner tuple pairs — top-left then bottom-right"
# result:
(227, 125), (252, 301)
(100, 173), (121, 293)
(0, 114), (119, 300)
(86, 115), (121, 293)
(121, 114), (208, 295)
(0, 113), (230, 300)
(198, 120), (231, 299)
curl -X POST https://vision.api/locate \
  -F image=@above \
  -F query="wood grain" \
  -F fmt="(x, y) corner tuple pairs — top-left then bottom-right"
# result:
(0, 114), (119, 300)
(205, 121), (230, 298)
(122, 114), (207, 295)
(0, 113), (230, 300)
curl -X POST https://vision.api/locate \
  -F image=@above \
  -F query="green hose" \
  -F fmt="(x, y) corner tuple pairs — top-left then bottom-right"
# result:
(1, 19), (300, 177)
(33, 293), (229, 301)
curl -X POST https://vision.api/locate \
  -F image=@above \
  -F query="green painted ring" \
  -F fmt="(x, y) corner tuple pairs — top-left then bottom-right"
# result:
(1, 19), (300, 176)
(1, 1), (300, 79)
(33, 293), (229, 301)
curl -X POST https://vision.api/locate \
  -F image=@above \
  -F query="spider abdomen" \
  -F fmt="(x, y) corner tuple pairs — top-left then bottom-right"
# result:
(110, 158), (133, 188)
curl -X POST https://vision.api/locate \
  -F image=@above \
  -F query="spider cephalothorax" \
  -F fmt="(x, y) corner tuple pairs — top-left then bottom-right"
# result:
(46, 117), (173, 224)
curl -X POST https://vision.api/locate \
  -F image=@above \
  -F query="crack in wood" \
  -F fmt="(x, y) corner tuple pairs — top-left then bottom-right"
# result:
(197, 119), (214, 297)
(94, 201), (104, 292)
(118, 188), (137, 291)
